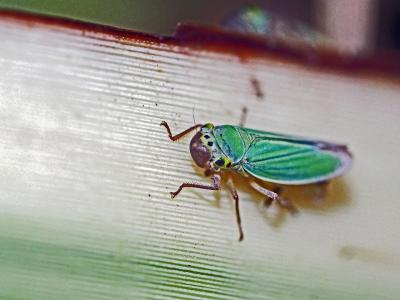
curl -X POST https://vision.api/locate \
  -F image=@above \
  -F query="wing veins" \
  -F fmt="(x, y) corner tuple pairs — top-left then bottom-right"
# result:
(248, 148), (311, 163)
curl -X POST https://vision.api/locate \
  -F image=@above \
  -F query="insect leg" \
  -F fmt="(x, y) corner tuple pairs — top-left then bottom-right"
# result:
(226, 177), (244, 242)
(273, 187), (298, 215)
(249, 181), (297, 214)
(204, 168), (212, 177)
(160, 121), (203, 141)
(263, 197), (274, 208)
(170, 174), (221, 198)
(249, 181), (279, 201)
(239, 107), (248, 127)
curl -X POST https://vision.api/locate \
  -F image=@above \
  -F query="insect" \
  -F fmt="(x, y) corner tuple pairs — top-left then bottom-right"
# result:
(161, 120), (352, 241)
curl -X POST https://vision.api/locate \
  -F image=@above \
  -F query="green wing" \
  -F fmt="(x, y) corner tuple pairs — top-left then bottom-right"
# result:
(240, 127), (352, 184)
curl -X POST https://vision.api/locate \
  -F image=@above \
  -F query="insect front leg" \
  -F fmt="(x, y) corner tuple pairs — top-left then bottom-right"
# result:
(170, 174), (221, 199)
(204, 168), (213, 177)
(160, 121), (203, 141)
(226, 177), (244, 242)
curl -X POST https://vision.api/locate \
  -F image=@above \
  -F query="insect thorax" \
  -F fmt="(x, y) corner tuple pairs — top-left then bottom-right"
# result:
(200, 124), (232, 170)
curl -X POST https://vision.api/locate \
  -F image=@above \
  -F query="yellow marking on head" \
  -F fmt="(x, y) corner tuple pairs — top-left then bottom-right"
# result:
(215, 156), (232, 169)
(223, 157), (232, 168)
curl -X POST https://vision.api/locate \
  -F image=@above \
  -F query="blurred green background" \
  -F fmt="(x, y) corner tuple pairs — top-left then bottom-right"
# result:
(1, 0), (400, 51)
(0, 0), (317, 35)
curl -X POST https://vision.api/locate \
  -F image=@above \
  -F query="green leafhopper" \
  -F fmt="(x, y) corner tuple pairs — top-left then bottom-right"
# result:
(161, 120), (352, 241)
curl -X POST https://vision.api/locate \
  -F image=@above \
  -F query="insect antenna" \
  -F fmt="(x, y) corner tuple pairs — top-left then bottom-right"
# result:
(192, 105), (196, 124)
(192, 105), (200, 132)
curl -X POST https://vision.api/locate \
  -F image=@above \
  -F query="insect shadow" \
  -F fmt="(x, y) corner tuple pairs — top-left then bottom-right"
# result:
(244, 173), (351, 228)
(261, 178), (351, 228)
(190, 162), (351, 230)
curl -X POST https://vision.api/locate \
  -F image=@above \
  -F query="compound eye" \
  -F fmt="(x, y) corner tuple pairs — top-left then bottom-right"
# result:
(190, 132), (212, 168)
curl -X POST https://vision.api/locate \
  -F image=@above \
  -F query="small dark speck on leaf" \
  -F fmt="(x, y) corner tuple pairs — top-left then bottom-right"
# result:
(155, 103), (158, 106)
(148, 193), (151, 197)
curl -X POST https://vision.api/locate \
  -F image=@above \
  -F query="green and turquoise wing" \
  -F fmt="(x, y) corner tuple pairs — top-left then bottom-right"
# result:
(241, 128), (352, 184)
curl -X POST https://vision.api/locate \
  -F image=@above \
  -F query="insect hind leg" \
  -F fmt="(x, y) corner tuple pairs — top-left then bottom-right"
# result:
(273, 187), (298, 215)
(249, 182), (298, 215)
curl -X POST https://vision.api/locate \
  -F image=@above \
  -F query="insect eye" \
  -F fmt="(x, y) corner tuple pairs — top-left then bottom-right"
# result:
(226, 162), (232, 168)
(204, 134), (210, 139)
(207, 141), (213, 147)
